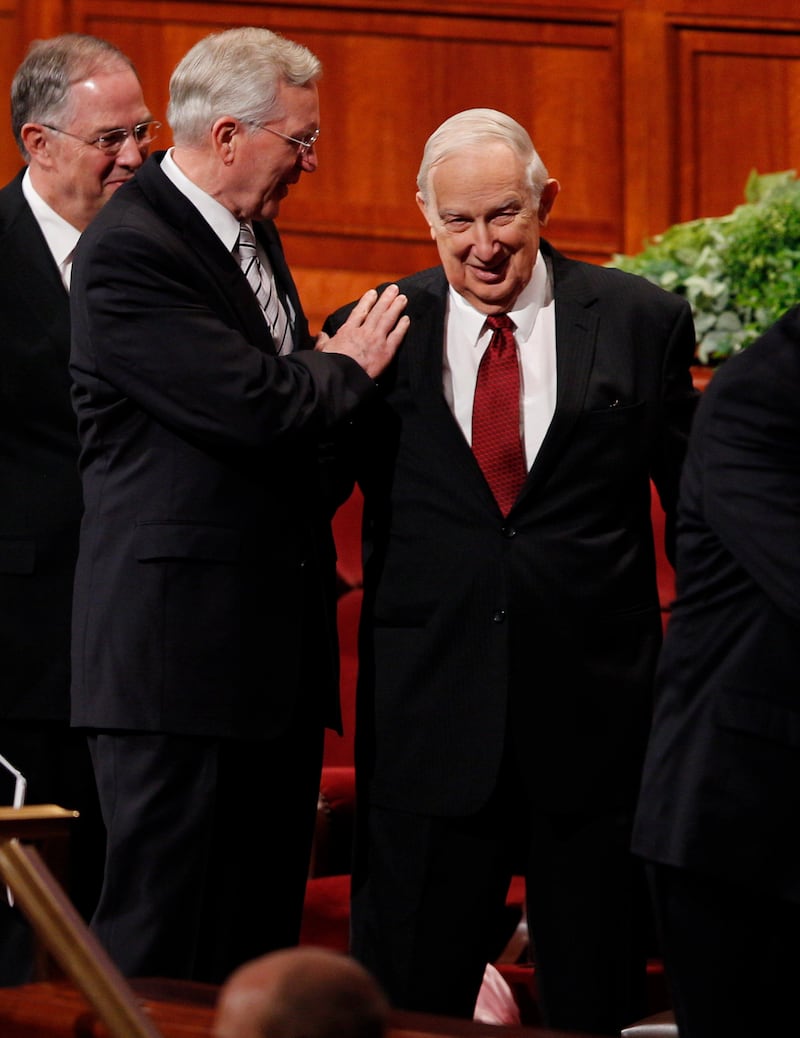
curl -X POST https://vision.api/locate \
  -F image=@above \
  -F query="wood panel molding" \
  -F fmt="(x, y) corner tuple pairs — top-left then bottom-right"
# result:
(674, 22), (800, 221)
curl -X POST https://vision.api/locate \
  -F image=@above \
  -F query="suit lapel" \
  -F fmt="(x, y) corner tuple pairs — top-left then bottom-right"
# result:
(407, 275), (447, 396)
(405, 270), (501, 504)
(136, 155), (277, 354)
(0, 173), (70, 356)
(516, 246), (599, 502)
(258, 221), (310, 351)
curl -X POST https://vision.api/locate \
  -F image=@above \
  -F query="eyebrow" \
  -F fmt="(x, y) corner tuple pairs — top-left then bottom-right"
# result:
(439, 198), (523, 218)
(92, 115), (155, 134)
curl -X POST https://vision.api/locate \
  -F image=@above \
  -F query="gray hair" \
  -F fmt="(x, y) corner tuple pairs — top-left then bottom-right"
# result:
(167, 27), (321, 146)
(11, 33), (138, 160)
(417, 108), (549, 208)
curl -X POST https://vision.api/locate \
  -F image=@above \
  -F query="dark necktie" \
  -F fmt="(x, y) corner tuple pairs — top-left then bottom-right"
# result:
(471, 314), (527, 515)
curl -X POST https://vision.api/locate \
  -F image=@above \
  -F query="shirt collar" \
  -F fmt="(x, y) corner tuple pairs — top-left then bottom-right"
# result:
(448, 248), (552, 345)
(160, 148), (242, 252)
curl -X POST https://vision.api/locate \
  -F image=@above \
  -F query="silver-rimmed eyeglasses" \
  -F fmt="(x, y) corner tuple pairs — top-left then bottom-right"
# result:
(41, 120), (162, 155)
(251, 122), (320, 156)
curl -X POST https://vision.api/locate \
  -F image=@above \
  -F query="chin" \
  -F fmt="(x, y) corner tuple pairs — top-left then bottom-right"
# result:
(105, 177), (133, 192)
(469, 288), (518, 314)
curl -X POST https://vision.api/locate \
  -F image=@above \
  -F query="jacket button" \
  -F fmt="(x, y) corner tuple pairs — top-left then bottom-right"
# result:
(502, 525), (517, 538)
(492, 609), (506, 623)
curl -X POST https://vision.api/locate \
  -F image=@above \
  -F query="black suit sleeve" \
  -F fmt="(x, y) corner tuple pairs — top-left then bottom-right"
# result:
(650, 298), (700, 564)
(70, 218), (373, 452)
(695, 308), (800, 621)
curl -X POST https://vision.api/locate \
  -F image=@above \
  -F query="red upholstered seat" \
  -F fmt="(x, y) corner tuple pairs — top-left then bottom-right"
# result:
(332, 484), (364, 592)
(300, 873), (351, 952)
(322, 588), (361, 768)
(650, 480), (675, 629)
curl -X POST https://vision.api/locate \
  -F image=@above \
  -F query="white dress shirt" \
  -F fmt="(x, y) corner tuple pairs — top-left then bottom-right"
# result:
(442, 250), (556, 471)
(22, 168), (81, 291)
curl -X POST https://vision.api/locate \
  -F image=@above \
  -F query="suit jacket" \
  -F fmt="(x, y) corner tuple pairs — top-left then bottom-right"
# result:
(69, 152), (375, 741)
(325, 243), (698, 816)
(633, 306), (800, 904)
(0, 170), (81, 722)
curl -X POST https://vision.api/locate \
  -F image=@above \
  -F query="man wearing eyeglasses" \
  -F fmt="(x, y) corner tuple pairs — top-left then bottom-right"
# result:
(68, 26), (407, 984)
(0, 33), (154, 984)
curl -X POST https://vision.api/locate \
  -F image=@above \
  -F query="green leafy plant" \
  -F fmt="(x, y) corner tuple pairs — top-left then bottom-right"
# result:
(609, 170), (800, 363)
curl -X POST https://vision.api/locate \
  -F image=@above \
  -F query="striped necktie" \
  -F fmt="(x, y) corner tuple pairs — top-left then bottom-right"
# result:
(236, 222), (292, 355)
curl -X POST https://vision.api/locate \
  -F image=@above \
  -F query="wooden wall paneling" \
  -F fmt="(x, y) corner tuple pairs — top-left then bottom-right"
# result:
(8, 0), (798, 325)
(619, 7), (678, 253)
(674, 22), (800, 222)
(67, 2), (626, 327)
(276, 9), (625, 272)
(661, 0), (800, 22)
(66, 1), (244, 140)
(1, 0), (78, 181)
(18, 0), (69, 41)
(286, 5), (624, 313)
(0, 0), (21, 185)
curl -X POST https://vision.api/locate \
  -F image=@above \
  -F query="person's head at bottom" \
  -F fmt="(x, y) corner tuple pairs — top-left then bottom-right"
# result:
(212, 947), (390, 1038)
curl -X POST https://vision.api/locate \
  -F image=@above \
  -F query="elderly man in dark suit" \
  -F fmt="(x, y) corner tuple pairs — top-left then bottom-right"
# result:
(0, 32), (154, 984)
(69, 26), (408, 984)
(632, 305), (800, 1037)
(324, 108), (698, 1034)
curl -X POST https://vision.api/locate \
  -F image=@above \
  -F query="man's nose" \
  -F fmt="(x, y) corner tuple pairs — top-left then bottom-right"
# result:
(470, 220), (496, 257)
(116, 133), (146, 168)
(300, 145), (318, 173)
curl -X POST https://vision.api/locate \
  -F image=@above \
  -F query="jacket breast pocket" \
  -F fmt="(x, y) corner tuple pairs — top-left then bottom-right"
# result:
(571, 400), (648, 474)
(583, 399), (646, 426)
(133, 521), (241, 563)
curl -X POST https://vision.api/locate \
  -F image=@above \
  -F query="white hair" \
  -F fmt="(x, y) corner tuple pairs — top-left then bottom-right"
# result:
(167, 26), (321, 146)
(417, 108), (549, 208)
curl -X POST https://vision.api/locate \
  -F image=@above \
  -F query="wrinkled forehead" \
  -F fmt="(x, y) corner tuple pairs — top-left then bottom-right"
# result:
(429, 143), (532, 213)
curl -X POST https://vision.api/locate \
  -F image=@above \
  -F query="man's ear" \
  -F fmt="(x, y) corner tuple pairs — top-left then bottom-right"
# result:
(211, 117), (240, 164)
(20, 123), (53, 167)
(538, 178), (560, 226)
(416, 191), (437, 241)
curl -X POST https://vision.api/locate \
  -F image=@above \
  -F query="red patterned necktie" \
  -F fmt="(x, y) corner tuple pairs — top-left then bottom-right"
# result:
(471, 314), (527, 515)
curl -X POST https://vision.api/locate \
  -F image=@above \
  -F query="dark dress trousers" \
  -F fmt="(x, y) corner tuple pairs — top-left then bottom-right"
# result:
(324, 245), (698, 1033)
(632, 306), (800, 1037)
(69, 153), (375, 982)
(0, 170), (104, 983)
